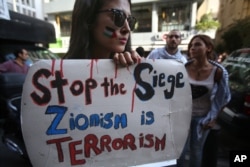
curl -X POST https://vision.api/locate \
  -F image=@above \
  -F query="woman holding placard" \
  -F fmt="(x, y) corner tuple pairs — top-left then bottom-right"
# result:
(63, 0), (140, 66)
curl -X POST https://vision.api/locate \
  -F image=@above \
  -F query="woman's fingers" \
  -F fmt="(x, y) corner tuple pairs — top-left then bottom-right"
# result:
(113, 53), (124, 65)
(129, 50), (141, 63)
(113, 51), (141, 66)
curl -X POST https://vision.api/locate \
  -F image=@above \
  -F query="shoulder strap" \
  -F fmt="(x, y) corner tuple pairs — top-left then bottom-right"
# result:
(214, 67), (222, 84)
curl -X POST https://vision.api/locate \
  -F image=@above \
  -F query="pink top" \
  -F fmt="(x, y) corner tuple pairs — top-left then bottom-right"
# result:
(0, 60), (29, 74)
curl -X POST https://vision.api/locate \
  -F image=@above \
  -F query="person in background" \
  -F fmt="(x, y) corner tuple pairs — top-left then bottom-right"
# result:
(177, 34), (231, 167)
(136, 46), (146, 57)
(217, 52), (228, 63)
(146, 29), (187, 63)
(63, 0), (140, 66)
(0, 48), (29, 74)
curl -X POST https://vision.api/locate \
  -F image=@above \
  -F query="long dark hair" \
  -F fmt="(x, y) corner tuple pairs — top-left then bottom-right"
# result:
(187, 34), (216, 60)
(64, 0), (132, 59)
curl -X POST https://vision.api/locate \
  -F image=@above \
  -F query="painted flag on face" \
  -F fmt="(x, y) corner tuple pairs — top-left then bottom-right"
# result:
(104, 27), (116, 38)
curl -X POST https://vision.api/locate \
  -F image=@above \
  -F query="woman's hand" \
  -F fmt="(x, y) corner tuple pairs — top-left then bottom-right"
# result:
(113, 50), (141, 66)
(202, 119), (217, 130)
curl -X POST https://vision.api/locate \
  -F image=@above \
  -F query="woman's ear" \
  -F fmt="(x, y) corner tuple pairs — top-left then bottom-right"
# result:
(207, 46), (212, 53)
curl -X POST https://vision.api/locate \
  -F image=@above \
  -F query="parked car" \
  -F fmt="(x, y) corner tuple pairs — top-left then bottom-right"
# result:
(218, 48), (250, 138)
(0, 46), (60, 162)
(0, 10), (57, 65)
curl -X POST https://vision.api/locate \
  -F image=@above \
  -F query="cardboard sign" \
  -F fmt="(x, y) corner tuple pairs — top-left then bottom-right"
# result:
(21, 59), (192, 167)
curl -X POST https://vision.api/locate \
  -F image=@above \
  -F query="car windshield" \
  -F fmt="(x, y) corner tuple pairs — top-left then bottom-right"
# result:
(26, 49), (60, 66)
(222, 50), (250, 92)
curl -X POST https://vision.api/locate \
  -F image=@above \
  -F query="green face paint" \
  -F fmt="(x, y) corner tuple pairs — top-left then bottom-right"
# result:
(103, 26), (117, 38)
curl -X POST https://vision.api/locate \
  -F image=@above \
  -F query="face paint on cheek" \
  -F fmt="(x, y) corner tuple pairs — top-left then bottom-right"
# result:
(103, 26), (117, 38)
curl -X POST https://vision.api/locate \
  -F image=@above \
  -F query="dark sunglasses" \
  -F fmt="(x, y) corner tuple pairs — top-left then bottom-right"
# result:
(98, 9), (137, 31)
(168, 35), (181, 39)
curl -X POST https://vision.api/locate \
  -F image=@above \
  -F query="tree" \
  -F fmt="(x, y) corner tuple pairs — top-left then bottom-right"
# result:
(220, 16), (250, 53)
(195, 13), (220, 32)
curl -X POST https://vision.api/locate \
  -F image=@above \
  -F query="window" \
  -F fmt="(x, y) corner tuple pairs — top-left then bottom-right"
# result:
(7, 2), (14, 11)
(16, 6), (20, 12)
(132, 2), (191, 33)
(32, 0), (35, 8)
(57, 13), (72, 36)
(22, 8), (26, 15)
(28, 10), (31, 16)
(132, 5), (152, 32)
(158, 2), (191, 32)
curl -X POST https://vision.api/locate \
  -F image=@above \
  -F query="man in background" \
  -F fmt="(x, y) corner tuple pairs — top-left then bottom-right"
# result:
(0, 48), (30, 74)
(147, 29), (187, 63)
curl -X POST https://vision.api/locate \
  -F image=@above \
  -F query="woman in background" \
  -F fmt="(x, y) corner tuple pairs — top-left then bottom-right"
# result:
(178, 34), (231, 167)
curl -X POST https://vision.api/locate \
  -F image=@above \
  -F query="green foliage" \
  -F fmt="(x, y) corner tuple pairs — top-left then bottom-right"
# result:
(195, 13), (220, 31)
(220, 17), (250, 53)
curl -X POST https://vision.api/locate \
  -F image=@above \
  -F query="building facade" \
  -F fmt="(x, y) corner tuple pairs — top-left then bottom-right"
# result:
(44, 0), (218, 54)
(3, 0), (249, 55)
(6, 0), (44, 19)
(130, 0), (198, 52)
(1, 0), (56, 48)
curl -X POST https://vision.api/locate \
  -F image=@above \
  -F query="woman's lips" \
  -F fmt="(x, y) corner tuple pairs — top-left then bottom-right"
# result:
(119, 38), (127, 44)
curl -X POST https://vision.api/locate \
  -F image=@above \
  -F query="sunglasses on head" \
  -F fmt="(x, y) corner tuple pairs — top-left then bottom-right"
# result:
(98, 8), (137, 31)
(168, 35), (181, 39)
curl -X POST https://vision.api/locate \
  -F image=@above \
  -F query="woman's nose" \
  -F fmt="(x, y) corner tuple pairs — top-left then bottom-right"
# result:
(121, 19), (131, 32)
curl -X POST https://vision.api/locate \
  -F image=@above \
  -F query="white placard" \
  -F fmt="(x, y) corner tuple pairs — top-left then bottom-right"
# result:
(21, 59), (192, 167)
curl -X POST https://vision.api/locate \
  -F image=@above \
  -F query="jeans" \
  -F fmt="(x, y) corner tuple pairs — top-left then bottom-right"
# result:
(177, 116), (210, 167)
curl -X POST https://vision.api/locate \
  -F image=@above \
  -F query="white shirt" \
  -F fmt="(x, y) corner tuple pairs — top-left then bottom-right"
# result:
(146, 47), (187, 64)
